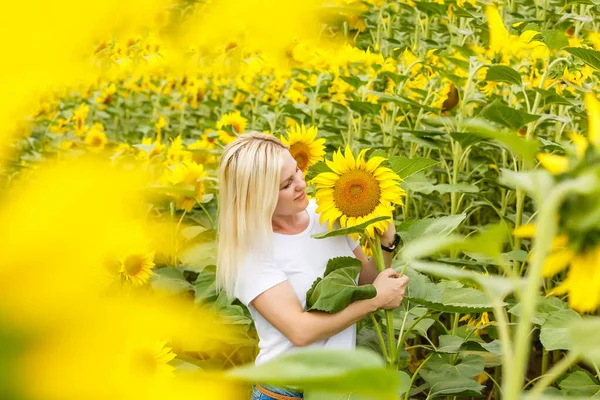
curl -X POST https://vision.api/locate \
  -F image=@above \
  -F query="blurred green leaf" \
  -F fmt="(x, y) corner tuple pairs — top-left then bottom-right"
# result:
(484, 65), (522, 86)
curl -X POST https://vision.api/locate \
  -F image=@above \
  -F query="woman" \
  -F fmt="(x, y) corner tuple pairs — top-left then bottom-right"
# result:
(216, 132), (409, 400)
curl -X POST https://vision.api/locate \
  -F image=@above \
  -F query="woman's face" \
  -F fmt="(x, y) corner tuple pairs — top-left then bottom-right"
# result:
(273, 150), (308, 216)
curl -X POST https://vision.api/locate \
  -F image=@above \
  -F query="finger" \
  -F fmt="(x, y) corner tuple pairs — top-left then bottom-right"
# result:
(384, 268), (400, 278)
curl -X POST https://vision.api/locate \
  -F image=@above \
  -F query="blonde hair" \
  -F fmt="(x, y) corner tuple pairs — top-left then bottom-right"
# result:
(216, 132), (289, 298)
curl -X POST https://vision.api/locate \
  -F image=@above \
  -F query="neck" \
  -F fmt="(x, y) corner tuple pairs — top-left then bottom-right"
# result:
(272, 210), (306, 233)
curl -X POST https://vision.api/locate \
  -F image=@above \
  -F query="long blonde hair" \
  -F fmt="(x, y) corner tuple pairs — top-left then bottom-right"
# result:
(216, 132), (289, 298)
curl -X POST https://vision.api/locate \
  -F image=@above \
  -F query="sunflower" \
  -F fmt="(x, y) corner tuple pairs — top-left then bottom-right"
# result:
(515, 225), (600, 312)
(280, 124), (326, 173)
(216, 110), (247, 144)
(84, 123), (108, 152)
(131, 340), (176, 379)
(119, 251), (155, 286)
(313, 147), (405, 238)
(161, 160), (207, 211)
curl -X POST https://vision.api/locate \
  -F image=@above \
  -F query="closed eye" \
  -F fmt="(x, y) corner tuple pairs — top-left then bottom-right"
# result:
(282, 167), (300, 189)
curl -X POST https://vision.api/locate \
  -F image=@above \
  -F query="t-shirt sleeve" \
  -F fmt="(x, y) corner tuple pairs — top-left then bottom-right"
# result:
(234, 255), (287, 307)
(345, 235), (360, 251)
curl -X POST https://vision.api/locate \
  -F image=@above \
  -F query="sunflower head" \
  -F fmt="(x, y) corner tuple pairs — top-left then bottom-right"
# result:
(216, 111), (248, 144)
(313, 147), (405, 238)
(280, 124), (326, 173)
(120, 251), (156, 286)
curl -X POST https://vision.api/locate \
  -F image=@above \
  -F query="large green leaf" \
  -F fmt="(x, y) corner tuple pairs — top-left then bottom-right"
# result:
(306, 257), (376, 313)
(558, 371), (600, 397)
(484, 65), (522, 86)
(401, 267), (501, 312)
(397, 214), (466, 244)
(461, 118), (539, 162)
(305, 371), (411, 400)
(149, 267), (193, 295)
(227, 348), (400, 399)
(311, 216), (390, 239)
(508, 296), (568, 325)
(420, 354), (485, 397)
(540, 309), (582, 351)
(437, 335), (466, 353)
(480, 100), (540, 130)
(408, 260), (526, 299)
(568, 317), (600, 364)
(565, 47), (600, 70)
(388, 156), (438, 180)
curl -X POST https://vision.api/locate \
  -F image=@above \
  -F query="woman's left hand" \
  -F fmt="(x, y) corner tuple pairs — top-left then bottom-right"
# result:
(377, 221), (396, 247)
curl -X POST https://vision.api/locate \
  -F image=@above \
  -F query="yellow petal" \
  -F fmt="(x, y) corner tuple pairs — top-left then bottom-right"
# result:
(568, 132), (588, 159)
(585, 92), (600, 148)
(513, 223), (536, 238)
(541, 248), (574, 278)
(537, 153), (569, 174)
(485, 5), (509, 51)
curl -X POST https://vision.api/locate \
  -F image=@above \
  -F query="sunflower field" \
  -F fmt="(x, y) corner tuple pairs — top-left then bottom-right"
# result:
(4, 0), (600, 398)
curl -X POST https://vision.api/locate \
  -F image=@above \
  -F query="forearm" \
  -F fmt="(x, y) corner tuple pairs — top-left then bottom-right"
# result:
(294, 298), (378, 346)
(357, 250), (394, 285)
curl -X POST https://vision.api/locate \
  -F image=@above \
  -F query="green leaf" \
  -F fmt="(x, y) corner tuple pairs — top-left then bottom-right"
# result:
(348, 101), (381, 116)
(461, 118), (539, 163)
(568, 317), (600, 364)
(500, 169), (555, 203)
(340, 76), (367, 89)
(559, 371), (600, 397)
(194, 265), (217, 304)
(227, 348), (400, 399)
(508, 296), (568, 325)
(306, 257), (376, 313)
(388, 156), (438, 180)
(480, 100), (540, 130)
(540, 309), (582, 351)
(484, 65), (522, 86)
(437, 335), (466, 353)
(408, 260), (526, 299)
(410, 286), (498, 313)
(397, 214), (466, 244)
(565, 47), (600, 70)
(149, 267), (193, 294)
(311, 216), (390, 239)
(420, 355), (485, 397)
(542, 30), (569, 51)
(179, 240), (217, 271)
(427, 354), (485, 378)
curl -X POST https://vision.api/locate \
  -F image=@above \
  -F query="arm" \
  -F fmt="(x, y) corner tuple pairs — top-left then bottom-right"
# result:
(251, 269), (408, 347)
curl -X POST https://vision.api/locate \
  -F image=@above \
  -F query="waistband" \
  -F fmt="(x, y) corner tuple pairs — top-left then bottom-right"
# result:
(256, 384), (303, 399)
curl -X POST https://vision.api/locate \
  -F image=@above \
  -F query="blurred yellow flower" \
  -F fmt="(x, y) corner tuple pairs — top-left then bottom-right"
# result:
(216, 110), (247, 144)
(280, 124), (326, 173)
(85, 122), (108, 152)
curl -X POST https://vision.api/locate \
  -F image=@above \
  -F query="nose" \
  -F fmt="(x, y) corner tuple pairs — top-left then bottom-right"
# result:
(297, 178), (307, 192)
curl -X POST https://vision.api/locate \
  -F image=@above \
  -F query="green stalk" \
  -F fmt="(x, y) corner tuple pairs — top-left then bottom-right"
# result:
(370, 314), (389, 363)
(503, 175), (598, 399)
(366, 234), (397, 366)
(405, 354), (433, 400)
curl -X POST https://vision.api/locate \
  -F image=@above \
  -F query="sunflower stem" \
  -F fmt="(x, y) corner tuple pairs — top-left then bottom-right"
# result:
(374, 234), (397, 367)
(504, 174), (599, 399)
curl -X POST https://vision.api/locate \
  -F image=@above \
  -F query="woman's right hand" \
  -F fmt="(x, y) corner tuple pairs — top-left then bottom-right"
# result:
(372, 269), (409, 310)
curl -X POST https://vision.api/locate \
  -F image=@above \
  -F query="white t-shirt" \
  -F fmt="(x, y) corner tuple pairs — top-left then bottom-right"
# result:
(234, 199), (360, 365)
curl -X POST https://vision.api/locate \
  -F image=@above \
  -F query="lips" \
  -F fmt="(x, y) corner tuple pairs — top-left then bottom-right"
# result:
(295, 192), (306, 201)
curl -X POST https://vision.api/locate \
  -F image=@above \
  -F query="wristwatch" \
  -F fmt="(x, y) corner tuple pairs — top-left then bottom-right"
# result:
(380, 233), (400, 253)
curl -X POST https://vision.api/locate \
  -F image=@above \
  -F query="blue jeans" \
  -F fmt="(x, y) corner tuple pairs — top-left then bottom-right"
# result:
(251, 384), (303, 400)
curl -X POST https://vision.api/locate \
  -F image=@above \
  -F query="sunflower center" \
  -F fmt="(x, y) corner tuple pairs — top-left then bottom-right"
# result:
(333, 168), (381, 218)
(124, 254), (144, 276)
(90, 135), (103, 147)
(290, 143), (310, 172)
(132, 351), (158, 377)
